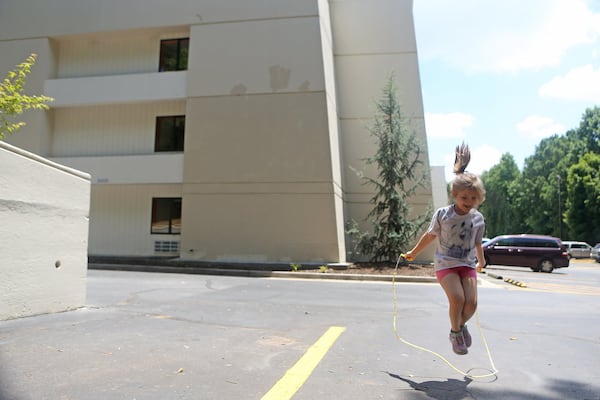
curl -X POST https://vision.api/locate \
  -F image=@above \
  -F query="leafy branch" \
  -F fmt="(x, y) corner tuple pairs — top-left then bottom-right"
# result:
(0, 53), (54, 139)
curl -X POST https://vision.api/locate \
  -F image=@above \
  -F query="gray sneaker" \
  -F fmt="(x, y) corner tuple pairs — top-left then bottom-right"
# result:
(462, 325), (472, 348)
(449, 331), (468, 355)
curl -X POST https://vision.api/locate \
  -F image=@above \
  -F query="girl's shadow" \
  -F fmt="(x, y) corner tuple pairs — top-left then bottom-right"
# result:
(385, 372), (473, 400)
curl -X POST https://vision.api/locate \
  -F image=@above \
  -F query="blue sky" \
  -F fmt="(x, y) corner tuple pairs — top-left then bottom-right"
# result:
(413, 0), (600, 181)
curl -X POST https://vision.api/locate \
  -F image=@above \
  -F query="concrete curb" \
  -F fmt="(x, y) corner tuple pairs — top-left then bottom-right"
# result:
(485, 271), (528, 288)
(88, 263), (438, 283)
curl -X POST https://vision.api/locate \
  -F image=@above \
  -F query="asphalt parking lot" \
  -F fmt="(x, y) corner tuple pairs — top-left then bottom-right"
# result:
(1, 268), (599, 400)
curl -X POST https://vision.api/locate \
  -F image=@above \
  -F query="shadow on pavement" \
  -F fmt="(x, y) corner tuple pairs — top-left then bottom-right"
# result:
(385, 372), (600, 400)
(385, 372), (473, 400)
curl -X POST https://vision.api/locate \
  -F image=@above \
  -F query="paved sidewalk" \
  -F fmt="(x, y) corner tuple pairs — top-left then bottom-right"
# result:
(89, 262), (439, 283)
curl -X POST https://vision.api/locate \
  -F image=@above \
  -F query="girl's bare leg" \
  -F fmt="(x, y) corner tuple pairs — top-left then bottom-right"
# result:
(439, 273), (465, 332)
(460, 276), (478, 325)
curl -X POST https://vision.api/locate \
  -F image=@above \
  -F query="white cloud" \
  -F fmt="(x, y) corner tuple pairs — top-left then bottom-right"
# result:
(425, 112), (474, 138)
(442, 144), (502, 182)
(516, 115), (566, 139)
(539, 64), (600, 101)
(414, 0), (600, 73)
(469, 144), (503, 175)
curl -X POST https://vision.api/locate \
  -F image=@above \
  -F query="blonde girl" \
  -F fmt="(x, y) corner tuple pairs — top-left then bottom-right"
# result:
(405, 143), (486, 355)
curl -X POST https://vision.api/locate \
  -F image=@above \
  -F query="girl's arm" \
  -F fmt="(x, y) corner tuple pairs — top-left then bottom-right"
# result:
(475, 242), (485, 271)
(404, 232), (436, 261)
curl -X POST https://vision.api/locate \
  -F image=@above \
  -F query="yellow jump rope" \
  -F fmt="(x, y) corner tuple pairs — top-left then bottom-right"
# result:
(393, 254), (499, 379)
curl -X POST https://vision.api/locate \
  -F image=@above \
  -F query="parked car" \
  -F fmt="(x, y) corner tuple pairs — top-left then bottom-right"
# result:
(483, 234), (569, 273)
(562, 241), (593, 259)
(591, 243), (600, 263)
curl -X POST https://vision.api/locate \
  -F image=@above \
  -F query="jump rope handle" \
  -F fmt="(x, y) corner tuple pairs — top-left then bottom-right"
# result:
(400, 253), (414, 261)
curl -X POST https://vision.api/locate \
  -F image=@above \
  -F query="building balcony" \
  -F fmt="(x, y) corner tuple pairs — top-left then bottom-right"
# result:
(44, 71), (187, 107)
(50, 153), (183, 184)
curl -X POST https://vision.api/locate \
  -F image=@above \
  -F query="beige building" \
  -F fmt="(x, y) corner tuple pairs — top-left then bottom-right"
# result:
(0, 0), (433, 265)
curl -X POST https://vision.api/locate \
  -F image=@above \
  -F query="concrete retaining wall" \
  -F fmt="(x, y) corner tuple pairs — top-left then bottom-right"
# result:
(0, 141), (90, 320)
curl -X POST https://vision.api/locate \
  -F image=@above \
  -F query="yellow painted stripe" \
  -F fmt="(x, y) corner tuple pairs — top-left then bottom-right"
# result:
(261, 326), (346, 400)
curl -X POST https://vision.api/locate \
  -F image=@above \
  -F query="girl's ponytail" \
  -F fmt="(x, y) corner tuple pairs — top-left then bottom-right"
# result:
(450, 142), (486, 204)
(453, 142), (471, 174)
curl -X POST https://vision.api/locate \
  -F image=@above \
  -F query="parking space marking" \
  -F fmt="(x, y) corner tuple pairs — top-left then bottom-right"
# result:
(525, 282), (600, 296)
(261, 326), (346, 400)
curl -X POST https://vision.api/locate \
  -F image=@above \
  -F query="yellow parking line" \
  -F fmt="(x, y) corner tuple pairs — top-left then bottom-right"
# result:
(261, 326), (346, 400)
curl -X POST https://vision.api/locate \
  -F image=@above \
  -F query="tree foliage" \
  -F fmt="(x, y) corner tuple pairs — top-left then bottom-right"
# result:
(0, 53), (53, 139)
(565, 152), (600, 243)
(347, 75), (431, 262)
(517, 135), (579, 237)
(571, 106), (600, 154)
(479, 106), (600, 242)
(479, 153), (521, 237)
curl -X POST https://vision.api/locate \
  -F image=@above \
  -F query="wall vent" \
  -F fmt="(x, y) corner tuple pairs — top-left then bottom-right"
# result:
(154, 241), (179, 253)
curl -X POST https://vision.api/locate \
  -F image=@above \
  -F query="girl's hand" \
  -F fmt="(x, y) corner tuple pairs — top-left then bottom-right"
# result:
(403, 252), (415, 261)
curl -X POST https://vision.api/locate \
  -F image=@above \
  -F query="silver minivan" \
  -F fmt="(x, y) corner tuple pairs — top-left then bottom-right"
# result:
(562, 241), (592, 259)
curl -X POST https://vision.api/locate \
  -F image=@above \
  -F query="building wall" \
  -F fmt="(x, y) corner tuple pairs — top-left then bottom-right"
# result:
(181, 93), (341, 262)
(89, 184), (182, 256)
(330, 0), (434, 261)
(0, 142), (90, 320)
(179, 8), (345, 262)
(0, 0), (433, 264)
(55, 28), (187, 78)
(50, 101), (186, 157)
(0, 1), (318, 40)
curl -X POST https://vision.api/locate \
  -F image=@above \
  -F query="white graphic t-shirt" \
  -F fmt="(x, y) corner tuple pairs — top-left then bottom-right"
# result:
(427, 205), (485, 271)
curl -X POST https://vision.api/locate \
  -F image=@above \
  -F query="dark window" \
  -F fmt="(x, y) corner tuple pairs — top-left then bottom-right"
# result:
(155, 115), (185, 152)
(497, 238), (514, 246)
(159, 38), (189, 71)
(530, 239), (553, 248)
(522, 240), (534, 247)
(151, 198), (182, 234)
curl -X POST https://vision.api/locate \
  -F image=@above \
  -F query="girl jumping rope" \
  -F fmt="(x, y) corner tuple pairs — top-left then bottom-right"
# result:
(404, 143), (486, 355)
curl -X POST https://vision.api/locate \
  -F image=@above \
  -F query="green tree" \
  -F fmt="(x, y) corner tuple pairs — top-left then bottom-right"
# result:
(477, 106), (599, 240)
(565, 152), (600, 243)
(517, 134), (581, 238)
(0, 53), (53, 139)
(479, 153), (520, 237)
(347, 75), (431, 262)
(571, 106), (600, 154)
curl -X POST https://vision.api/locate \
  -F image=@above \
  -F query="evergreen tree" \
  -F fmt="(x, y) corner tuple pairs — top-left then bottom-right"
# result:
(347, 75), (431, 262)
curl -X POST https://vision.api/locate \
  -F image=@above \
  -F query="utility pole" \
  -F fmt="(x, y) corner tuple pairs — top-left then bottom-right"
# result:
(557, 175), (563, 239)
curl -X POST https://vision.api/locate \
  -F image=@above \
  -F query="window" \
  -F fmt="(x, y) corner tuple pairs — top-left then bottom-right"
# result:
(155, 115), (185, 152)
(151, 198), (182, 234)
(497, 238), (514, 246)
(159, 38), (189, 71)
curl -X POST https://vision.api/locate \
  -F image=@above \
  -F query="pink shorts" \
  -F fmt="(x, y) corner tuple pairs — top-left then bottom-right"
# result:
(435, 266), (477, 282)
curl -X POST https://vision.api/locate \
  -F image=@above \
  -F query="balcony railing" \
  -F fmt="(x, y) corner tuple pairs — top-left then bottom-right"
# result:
(45, 71), (187, 107)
